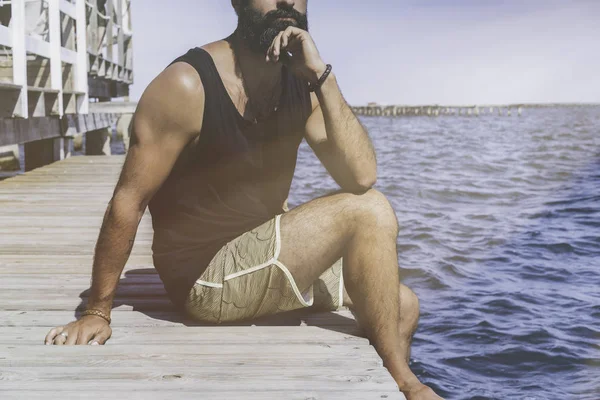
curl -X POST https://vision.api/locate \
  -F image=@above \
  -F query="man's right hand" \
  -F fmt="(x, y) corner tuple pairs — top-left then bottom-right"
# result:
(44, 315), (112, 345)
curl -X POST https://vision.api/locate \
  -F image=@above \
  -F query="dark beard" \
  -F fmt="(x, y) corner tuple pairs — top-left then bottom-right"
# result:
(235, 4), (309, 55)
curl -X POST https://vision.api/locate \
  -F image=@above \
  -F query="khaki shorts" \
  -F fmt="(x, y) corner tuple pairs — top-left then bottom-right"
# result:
(183, 214), (344, 324)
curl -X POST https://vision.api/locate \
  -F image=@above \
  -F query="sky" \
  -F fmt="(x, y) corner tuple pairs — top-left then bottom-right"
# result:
(130, 0), (600, 105)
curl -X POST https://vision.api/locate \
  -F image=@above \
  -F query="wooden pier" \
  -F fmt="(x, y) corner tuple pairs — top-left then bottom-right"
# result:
(352, 103), (525, 117)
(0, 155), (405, 399)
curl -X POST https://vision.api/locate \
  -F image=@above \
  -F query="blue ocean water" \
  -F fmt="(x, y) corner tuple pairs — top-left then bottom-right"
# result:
(288, 106), (600, 400)
(6, 106), (596, 399)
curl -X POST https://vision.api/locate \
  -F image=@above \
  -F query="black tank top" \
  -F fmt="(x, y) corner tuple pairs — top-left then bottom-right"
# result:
(147, 47), (313, 309)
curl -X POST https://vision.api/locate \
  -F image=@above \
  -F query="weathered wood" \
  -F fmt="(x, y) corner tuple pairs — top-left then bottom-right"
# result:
(0, 391), (403, 400)
(0, 309), (358, 327)
(85, 127), (112, 155)
(0, 143), (20, 171)
(0, 154), (404, 399)
(0, 343), (381, 358)
(90, 101), (137, 114)
(0, 368), (399, 392)
(0, 113), (118, 147)
(1, 326), (368, 345)
(1, 384), (400, 398)
(23, 136), (72, 171)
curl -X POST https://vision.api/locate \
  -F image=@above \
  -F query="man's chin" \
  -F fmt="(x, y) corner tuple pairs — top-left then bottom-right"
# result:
(269, 20), (298, 31)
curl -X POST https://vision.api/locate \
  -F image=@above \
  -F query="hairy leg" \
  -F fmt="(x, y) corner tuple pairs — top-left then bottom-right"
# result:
(279, 189), (440, 398)
(343, 283), (419, 363)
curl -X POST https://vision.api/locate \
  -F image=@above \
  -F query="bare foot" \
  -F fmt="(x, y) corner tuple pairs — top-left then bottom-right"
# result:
(405, 384), (444, 400)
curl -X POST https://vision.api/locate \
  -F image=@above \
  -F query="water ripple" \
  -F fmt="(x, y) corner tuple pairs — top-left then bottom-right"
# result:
(287, 106), (600, 399)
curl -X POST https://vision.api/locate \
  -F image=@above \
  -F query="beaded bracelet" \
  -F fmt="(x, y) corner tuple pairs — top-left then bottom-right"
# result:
(309, 64), (333, 92)
(81, 309), (111, 324)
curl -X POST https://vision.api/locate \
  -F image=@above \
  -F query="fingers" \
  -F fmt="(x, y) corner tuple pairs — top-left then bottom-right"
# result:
(266, 31), (284, 63)
(44, 318), (112, 346)
(45, 326), (69, 345)
(44, 325), (93, 345)
(267, 27), (303, 63)
(45, 326), (64, 345)
(44, 327), (59, 345)
(89, 327), (112, 345)
(273, 32), (283, 62)
(65, 329), (79, 345)
(77, 330), (94, 345)
(281, 32), (289, 51)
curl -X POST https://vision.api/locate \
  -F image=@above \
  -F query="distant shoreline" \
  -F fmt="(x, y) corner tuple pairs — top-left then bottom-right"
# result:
(353, 102), (600, 108)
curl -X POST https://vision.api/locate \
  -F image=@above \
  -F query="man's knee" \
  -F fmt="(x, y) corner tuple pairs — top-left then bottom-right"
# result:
(351, 188), (399, 235)
(402, 285), (420, 316)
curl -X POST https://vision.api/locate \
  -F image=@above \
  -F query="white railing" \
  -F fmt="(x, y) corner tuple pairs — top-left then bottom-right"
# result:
(0, 0), (133, 118)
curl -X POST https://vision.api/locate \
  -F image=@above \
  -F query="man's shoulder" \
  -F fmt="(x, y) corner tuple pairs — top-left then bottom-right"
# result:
(136, 62), (205, 124)
(158, 61), (204, 101)
(164, 40), (231, 90)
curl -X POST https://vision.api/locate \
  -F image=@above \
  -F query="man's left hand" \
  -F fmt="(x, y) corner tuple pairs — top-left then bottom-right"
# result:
(266, 26), (327, 85)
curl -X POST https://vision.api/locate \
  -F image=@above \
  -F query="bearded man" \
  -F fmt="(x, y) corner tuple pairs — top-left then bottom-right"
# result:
(44, 1), (442, 398)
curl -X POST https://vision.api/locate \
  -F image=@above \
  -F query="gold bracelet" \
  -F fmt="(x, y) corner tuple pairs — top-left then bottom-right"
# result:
(81, 309), (111, 324)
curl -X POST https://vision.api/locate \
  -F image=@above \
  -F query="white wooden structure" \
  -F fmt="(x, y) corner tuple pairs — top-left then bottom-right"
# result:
(0, 0), (133, 171)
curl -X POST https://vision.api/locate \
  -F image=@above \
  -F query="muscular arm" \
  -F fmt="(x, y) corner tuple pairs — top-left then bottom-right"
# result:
(304, 72), (377, 192)
(86, 62), (205, 315)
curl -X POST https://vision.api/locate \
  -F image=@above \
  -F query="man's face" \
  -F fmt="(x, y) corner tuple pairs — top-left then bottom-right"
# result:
(234, 0), (308, 55)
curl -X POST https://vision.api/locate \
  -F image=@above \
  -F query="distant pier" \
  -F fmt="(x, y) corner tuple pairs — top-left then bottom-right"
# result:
(351, 104), (524, 117)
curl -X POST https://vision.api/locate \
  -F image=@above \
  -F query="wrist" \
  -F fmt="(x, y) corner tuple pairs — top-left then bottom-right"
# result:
(309, 64), (333, 93)
(81, 314), (109, 323)
(310, 62), (328, 85)
(315, 70), (336, 93)
(81, 308), (112, 324)
(86, 304), (111, 316)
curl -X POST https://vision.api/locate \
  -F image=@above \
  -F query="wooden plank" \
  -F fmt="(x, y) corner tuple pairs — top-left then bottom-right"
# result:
(0, 246), (151, 256)
(0, 344), (380, 364)
(89, 101), (137, 114)
(0, 310), (359, 328)
(27, 86), (60, 94)
(24, 35), (52, 59)
(1, 298), (174, 311)
(0, 326), (368, 345)
(0, 286), (167, 298)
(60, 47), (78, 65)
(2, 292), (350, 317)
(0, 274), (164, 284)
(0, 256), (155, 271)
(58, 0), (77, 19)
(0, 81), (21, 90)
(0, 254), (152, 263)
(0, 113), (117, 147)
(0, 367), (399, 392)
(0, 391), (406, 400)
